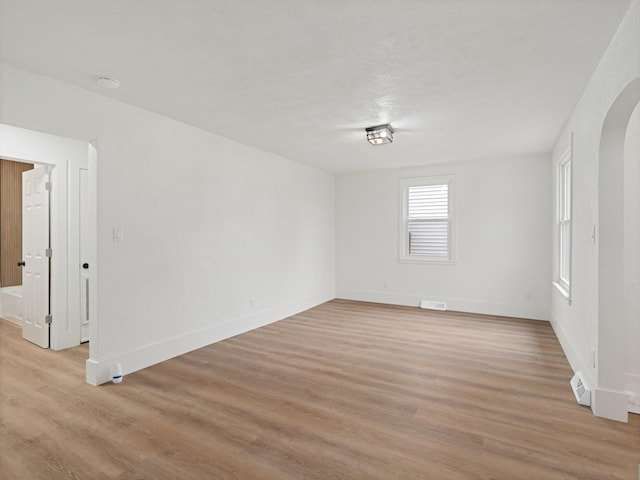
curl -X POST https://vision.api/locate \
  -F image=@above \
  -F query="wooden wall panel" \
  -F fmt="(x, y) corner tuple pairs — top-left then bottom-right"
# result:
(0, 159), (34, 287)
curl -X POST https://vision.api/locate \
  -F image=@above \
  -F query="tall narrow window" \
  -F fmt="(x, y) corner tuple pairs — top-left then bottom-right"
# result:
(400, 175), (455, 263)
(557, 147), (572, 294)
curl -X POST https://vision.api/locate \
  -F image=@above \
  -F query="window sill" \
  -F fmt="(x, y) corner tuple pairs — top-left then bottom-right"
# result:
(553, 281), (572, 305)
(399, 258), (458, 266)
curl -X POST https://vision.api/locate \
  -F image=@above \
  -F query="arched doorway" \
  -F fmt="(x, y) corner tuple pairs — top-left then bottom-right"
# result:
(597, 78), (640, 422)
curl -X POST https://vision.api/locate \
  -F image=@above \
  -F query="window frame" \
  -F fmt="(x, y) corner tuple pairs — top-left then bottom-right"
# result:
(399, 175), (456, 265)
(555, 143), (572, 300)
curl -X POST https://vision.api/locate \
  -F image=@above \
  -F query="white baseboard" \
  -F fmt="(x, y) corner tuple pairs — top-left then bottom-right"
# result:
(336, 289), (549, 321)
(0, 313), (22, 326)
(86, 292), (334, 386)
(549, 313), (637, 420)
(593, 388), (629, 422)
(548, 310), (597, 393)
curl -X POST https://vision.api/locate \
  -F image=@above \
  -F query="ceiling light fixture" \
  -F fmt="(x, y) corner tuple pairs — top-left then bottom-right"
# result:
(96, 76), (120, 89)
(366, 124), (394, 145)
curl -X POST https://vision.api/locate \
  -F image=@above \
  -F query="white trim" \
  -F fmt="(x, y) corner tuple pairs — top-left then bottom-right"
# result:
(398, 174), (456, 264)
(556, 139), (573, 297)
(87, 144), (98, 361)
(549, 308), (595, 391)
(552, 281), (571, 305)
(86, 291), (333, 385)
(62, 153), (88, 347)
(0, 314), (22, 326)
(337, 289), (549, 321)
(398, 259), (458, 266)
(551, 306), (630, 422)
(592, 388), (629, 422)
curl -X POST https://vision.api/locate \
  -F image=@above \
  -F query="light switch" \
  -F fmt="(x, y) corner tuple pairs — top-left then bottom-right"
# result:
(113, 227), (124, 243)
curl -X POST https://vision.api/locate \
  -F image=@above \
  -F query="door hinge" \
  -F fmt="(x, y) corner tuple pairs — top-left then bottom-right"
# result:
(45, 248), (52, 258)
(45, 314), (52, 324)
(45, 182), (52, 191)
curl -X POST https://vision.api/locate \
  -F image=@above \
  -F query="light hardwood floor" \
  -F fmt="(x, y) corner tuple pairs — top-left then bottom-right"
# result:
(1, 300), (639, 479)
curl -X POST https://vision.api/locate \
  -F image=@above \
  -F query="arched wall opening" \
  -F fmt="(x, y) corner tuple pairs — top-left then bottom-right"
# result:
(597, 78), (640, 422)
(623, 93), (640, 415)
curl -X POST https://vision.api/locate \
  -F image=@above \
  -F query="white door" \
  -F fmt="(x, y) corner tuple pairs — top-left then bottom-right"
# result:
(79, 167), (90, 342)
(22, 165), (50, 348)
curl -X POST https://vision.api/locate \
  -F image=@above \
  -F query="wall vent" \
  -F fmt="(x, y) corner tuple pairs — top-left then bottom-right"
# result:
(570, 371), (591, 407)
(420, 300), (447, 311)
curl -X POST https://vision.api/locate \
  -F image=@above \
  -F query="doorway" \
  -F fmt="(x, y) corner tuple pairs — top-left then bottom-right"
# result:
(0, 159), (34, 324)
(0, 124), (97, 360)
(0, 157), (90, 348)
(597, 78), (640, 421)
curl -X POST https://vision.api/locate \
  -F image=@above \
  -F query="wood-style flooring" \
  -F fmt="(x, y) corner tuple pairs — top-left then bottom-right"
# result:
(1, 299), (639, 479)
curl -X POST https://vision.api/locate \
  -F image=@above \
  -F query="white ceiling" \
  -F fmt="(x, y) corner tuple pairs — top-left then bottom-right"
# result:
(0, 0), (633, 172)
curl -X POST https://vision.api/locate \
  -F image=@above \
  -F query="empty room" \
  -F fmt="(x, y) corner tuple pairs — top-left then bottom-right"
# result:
(0, 0), (639, 478)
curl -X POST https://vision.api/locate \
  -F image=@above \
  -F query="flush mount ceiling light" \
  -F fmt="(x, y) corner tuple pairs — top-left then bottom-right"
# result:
(96, 76), (120, 89)
(366, 124), (394, 145)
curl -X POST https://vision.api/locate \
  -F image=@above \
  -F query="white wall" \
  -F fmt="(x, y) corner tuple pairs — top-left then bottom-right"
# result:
(550, 0), (640, 421)
(624, 100), (640, 413)
(0, 62), (336, 384)
(336, 155), (551, 320)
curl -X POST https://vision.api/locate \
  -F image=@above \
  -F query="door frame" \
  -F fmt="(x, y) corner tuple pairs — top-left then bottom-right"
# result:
(68, 156), (90, 343)
(0, 123), (97, 352)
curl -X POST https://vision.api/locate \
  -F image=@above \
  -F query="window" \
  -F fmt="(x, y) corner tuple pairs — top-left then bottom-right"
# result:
(399, 175), (455, 263)
(557, 145), (572, 296)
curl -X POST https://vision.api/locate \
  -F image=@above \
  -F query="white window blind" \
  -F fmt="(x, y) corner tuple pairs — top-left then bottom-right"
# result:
(399, 175), (455, 264)
(407, 184), (449, 257)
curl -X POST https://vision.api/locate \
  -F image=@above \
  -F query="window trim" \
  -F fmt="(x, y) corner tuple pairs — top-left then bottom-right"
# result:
(554, 142), (572, 302)
(399, 175), (457, 265)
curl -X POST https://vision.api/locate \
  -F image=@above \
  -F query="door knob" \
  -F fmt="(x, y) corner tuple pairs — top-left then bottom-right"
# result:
(17, 261), (25, 267)
(82, 263), (89, 269)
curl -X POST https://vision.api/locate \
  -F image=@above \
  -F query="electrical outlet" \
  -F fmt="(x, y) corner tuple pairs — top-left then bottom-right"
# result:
(250, 297), (256, 309)
(383, 280), (390, 289)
